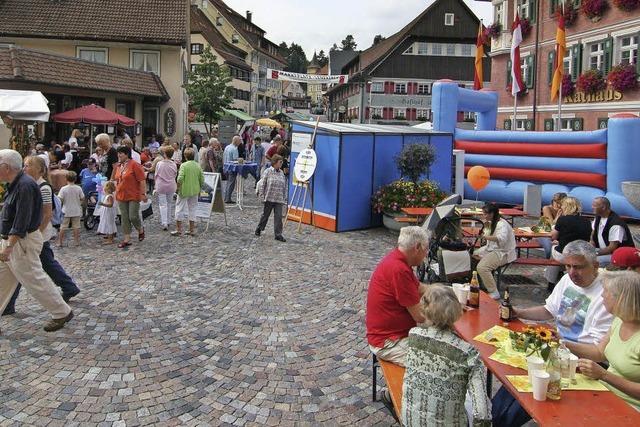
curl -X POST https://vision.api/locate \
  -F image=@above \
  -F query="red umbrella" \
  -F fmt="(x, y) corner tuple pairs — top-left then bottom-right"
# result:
(52, 104), (136, 154)
(52, 103), (136, 126)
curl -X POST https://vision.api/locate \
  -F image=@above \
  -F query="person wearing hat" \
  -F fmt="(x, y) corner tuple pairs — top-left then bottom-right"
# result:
(611, 247), (640, 273)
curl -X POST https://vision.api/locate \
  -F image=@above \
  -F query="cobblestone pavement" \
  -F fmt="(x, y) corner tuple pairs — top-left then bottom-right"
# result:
(0, 190), (607, 426)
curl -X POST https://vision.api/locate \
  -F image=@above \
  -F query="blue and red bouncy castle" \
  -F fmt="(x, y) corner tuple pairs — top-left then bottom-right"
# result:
(432, 80), (640, 218)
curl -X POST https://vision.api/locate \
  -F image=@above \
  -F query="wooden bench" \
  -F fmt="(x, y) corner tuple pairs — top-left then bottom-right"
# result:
(378, 358), (405, 423)
(514, 257), (562, 266)
(394, 217), (420, 224)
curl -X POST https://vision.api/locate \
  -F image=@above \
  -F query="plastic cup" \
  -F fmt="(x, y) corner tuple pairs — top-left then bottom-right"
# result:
(568, 354), (579, 381)
(532, 370), (550, 401)
(527, 355), (545, 383)
(452, 283), (469, 306)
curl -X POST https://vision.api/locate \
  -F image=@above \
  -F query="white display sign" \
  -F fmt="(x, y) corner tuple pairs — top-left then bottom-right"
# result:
(291, 132), (312, 153)
(196, 172), (221, 219)
(293, 148), (317, 183)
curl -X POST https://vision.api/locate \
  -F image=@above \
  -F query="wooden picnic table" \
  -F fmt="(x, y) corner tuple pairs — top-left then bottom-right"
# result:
(452, 292), (640, 427)
(460, 207), (528, 226)
(462, 226), (552, 240)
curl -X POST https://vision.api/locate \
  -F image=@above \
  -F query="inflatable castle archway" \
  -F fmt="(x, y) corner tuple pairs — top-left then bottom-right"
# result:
(431, 81), (640, 218)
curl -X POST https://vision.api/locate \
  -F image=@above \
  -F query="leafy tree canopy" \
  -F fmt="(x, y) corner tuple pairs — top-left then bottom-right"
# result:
(340, 34), (357, 51)
(183, 47), (233, 135)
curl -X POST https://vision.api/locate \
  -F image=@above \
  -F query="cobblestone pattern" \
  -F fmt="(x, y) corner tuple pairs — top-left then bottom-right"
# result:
(0, 191), (586, 425)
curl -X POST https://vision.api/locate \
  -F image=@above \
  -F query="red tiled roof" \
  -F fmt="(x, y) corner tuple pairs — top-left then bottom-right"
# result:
(190, 6), (253, 72)
(0, 47), (168, 99)
(0, 0), (187, 46)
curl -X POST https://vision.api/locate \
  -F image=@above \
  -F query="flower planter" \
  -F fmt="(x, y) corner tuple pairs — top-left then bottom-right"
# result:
(382, 213), (409, 231)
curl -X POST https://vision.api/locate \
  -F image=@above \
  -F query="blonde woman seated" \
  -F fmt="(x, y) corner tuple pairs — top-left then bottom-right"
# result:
(576, 271), (640, 411)
(402, 285), (491, 427)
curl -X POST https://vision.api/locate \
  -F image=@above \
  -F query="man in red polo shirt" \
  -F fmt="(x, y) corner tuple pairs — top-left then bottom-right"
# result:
(366, 226), (430, 366)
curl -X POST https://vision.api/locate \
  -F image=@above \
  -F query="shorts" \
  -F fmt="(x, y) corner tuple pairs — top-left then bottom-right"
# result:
(62, 216), (81, 229)
(175, 195), (198, 222)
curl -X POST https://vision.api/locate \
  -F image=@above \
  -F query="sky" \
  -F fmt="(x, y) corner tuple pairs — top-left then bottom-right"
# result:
(224, 0), (493, 59)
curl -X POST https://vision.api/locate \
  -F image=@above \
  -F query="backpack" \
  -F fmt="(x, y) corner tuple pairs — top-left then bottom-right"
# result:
(39, 182), (63, 226)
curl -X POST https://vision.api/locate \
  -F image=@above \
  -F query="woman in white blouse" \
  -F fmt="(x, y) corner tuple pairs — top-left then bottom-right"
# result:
(472, 203), (517, 299)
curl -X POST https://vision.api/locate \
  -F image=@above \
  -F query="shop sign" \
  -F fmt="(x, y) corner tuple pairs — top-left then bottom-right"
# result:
(164, 108), (176, 137)
(564, 89), (622, 104)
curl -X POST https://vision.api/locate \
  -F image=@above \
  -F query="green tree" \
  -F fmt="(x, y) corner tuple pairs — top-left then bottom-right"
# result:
(279, 41), (308, 73)
(340, 35), (357, 51)
(317, 50), (328, 67)
(373, 34), (386, 46)
(184, 47), (233, 135)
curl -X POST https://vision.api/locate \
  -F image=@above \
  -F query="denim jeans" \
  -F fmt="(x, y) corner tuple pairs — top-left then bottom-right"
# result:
(4, 241), (80, 314)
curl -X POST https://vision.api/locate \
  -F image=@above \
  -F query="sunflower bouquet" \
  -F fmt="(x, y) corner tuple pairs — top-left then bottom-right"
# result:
(509, 326), (559, 361)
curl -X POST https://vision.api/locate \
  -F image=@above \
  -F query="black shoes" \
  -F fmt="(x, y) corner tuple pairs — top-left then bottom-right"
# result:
(275, 236), (286, 242)
(255, 228), (261, 236)
(380, 390), (399, 422)
(43, 310), (74, 332)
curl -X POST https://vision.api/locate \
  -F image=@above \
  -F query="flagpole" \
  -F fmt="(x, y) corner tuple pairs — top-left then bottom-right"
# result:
(512, 7), (518, 131)
(556, 1), (565, 131)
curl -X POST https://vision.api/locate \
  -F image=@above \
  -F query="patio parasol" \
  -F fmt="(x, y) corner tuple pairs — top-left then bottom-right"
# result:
(255, 118), (282, 128)
(52, 104), (137, 153)
(421, 194), (462, 232)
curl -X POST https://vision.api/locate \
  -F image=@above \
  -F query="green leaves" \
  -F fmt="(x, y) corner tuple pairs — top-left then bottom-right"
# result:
(184, 47), (233, 133)
(395, 144), (436, 184)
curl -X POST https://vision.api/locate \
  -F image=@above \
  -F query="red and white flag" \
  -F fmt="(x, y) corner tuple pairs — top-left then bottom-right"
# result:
(510, 14), (525, 96)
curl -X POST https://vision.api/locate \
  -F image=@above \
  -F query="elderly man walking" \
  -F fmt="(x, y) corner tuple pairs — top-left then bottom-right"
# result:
(223, 135), (241, 204)
(0, 149), (73, 333)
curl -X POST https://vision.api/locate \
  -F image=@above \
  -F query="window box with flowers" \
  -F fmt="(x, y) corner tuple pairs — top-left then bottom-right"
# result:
(555, 3), (578, 27)
(371, 144), (446, 230)
(581, 0), (609, 22)
(394, 115), (407, 120)
(607, 63), (638, 92)
(371, 114), (382, 119)
(577, 69), (607, 94)
(520, 18), (532, 38)
(613, 0), (640, 12)
(417, 116), (428, 121)
(561, 74), (576, 97)
(485, 22), (502, 40)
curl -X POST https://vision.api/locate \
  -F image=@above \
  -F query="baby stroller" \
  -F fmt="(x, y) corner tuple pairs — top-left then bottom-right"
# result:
(416, 194), (475, 283)
(84, 191), (123, 230)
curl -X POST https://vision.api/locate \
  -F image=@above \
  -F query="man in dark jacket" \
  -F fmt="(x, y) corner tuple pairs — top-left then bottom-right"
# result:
(591, 196), (635, 266)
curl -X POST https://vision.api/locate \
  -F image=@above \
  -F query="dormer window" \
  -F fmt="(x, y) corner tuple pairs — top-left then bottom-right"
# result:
(445, 13), (454, 26)
(232, 33), (239, 44)
(216, 16), (223, 26)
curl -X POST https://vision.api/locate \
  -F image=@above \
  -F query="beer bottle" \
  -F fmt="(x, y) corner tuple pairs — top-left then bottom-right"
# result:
(468, 271), (480, 308)
(500, 287), (513, 322)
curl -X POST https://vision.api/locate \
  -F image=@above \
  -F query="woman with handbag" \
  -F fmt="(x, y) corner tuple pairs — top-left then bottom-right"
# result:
(112, 146), (147, 248)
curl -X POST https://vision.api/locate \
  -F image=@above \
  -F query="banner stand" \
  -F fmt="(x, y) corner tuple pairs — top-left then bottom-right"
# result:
(195, 172), (227, 232)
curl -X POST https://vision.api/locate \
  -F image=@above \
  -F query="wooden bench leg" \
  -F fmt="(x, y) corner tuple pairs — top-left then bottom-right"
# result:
(372, 353), (378, 402)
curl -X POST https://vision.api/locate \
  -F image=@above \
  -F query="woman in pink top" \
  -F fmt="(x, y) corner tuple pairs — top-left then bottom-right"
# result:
(154, 145), (178, 230)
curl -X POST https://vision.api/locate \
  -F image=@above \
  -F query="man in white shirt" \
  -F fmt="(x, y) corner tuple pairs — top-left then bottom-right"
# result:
(223, 135), (241, 203)
(122, 138), (141, 164)
(36, 144), (50, 169)
(590, 197), (634, 266)
(493, 240), (613, 426)
(513, 239), (613, 354)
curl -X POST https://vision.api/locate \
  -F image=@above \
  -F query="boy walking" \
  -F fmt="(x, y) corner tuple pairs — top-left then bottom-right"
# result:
(58, 171), (84, 247)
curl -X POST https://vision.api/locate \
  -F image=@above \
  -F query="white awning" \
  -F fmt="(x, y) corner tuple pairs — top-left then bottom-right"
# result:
(0, 89), (50, 121)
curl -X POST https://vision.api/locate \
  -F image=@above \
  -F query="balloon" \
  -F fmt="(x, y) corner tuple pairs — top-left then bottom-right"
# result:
(467, 166), (491, 191)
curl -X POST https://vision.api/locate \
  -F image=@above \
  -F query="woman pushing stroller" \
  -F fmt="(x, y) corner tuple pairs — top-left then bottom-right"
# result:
(472, 203), (517, 300)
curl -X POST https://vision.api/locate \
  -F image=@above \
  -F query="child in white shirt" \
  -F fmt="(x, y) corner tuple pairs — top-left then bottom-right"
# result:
(58, 171), (85, 247)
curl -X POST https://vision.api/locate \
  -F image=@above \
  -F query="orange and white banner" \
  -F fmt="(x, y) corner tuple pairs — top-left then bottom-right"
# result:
(267, 69), (348, 84)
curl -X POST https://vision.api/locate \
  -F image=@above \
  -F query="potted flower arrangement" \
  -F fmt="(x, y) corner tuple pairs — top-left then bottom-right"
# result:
(607, 63), (639, 92)
(562, 74), (576, 97)
(520, 17), (532, 38)
(581, 0), (609, 22)
(509, 326), (559, 360)
(371, 144), (446, 230)
(371, 113), (382, 120)
(394, 115), (407, 120)
(613, 0), (639, 11)
(417, 116), (427, 121)
(577, 69), (606, 94)
(555, 3), (578, 27)
(485, 22), (502, 40)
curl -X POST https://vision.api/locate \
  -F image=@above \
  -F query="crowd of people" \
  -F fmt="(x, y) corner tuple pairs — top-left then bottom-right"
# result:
(366, 205), (639, 424)
(0, 126), (293, 334)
